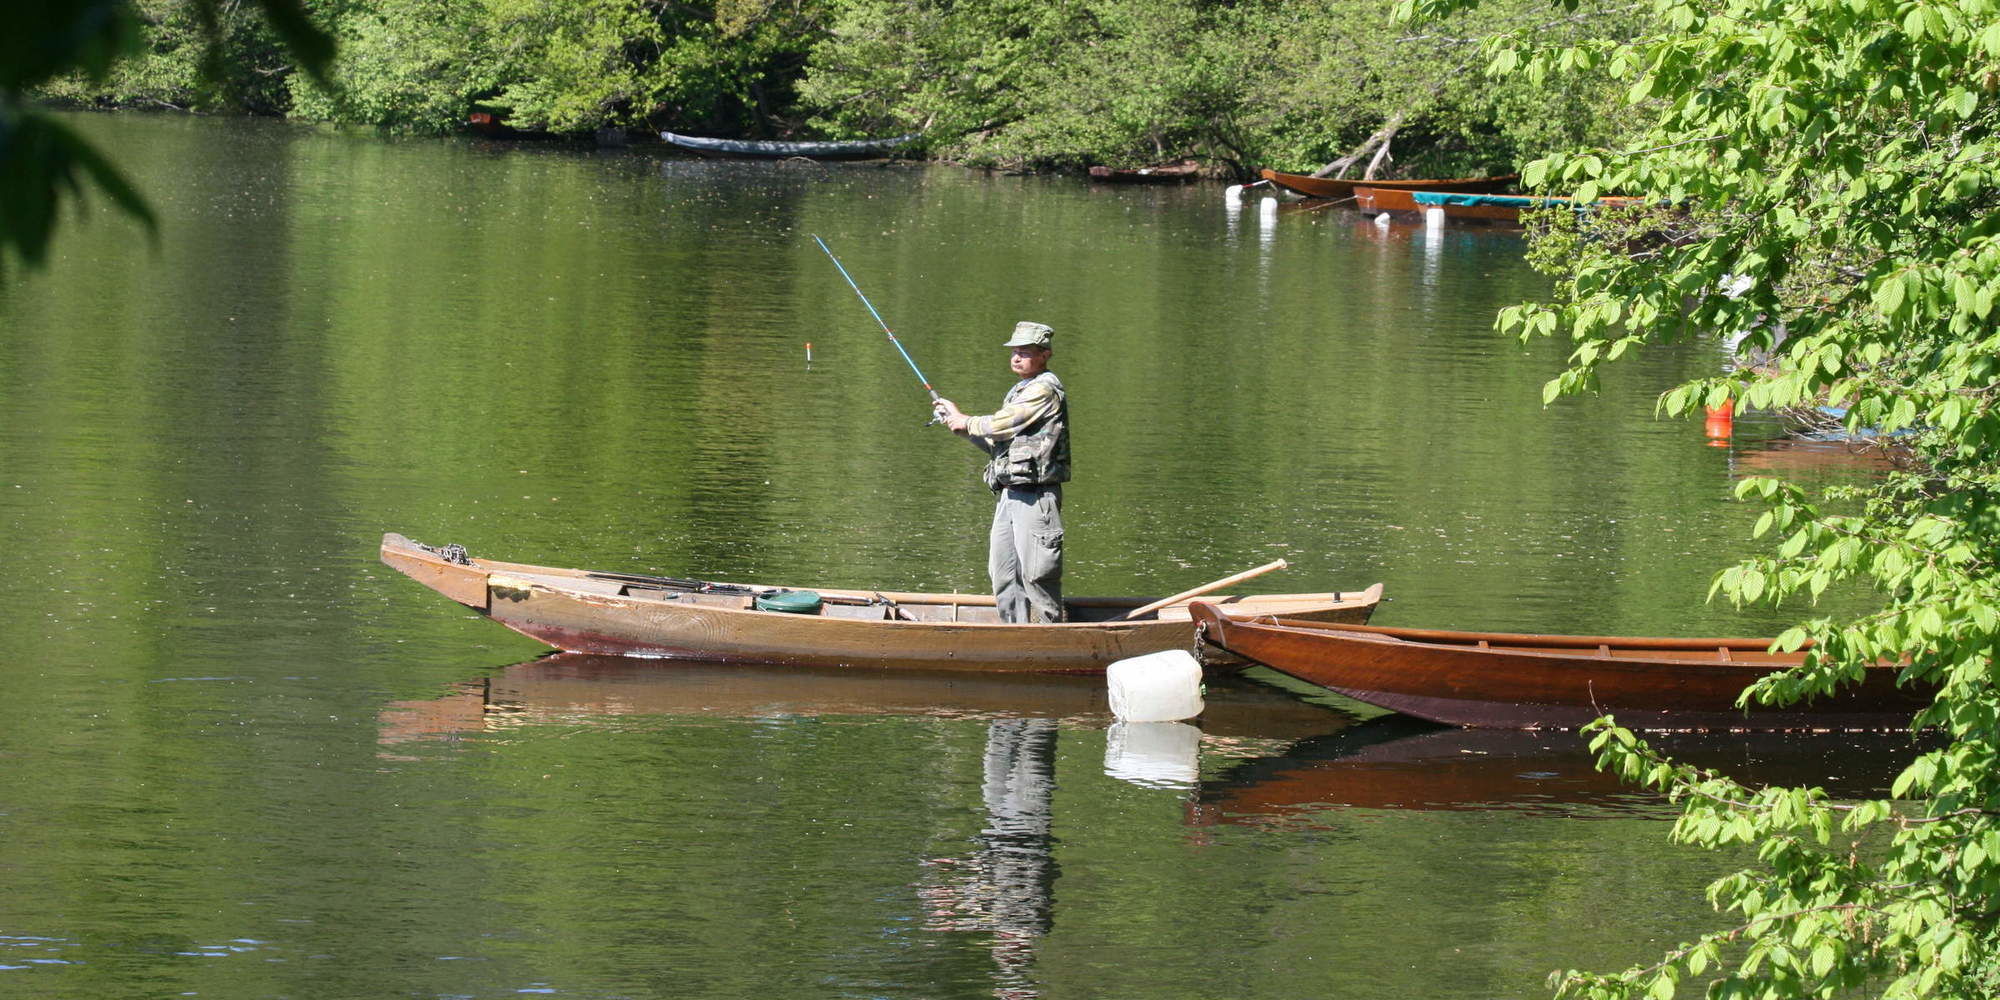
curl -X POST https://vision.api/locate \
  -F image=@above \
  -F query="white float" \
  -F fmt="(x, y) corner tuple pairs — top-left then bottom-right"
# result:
(1106, 648), (1205, 722)
(1103, 721), (1201, 788)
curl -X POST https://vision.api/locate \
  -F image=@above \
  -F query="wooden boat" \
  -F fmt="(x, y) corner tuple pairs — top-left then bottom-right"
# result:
(382, 533), (1382, 672)
(1088, 160), (1202, 183)
(1257, 168), (1516, 200)
(1188, 603), (1930, 730)
(1352, 186), (1427, 213)
(1399, 190), (1645, 224)
(659, 130), (918, 160)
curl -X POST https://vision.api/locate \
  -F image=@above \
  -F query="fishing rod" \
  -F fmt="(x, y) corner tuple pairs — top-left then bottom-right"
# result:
(812, 235), (944, 424)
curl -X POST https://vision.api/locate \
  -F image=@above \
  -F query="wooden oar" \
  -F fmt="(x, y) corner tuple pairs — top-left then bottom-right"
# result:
(1112, 559), (1289, 622)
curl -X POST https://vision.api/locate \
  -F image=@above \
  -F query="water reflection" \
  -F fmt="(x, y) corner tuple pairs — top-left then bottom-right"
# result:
(1727, 436), (1904, 478)
(377, 653), (1360, 745)
(1103, 721), (1202, 788)
(378, 657), (1353, 1000)
(1191, 720), (1928, 824)
(922, 718), (1059, 998)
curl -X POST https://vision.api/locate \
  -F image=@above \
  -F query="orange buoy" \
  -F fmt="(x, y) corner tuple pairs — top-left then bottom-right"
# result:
(1704, 399), (1734, 444)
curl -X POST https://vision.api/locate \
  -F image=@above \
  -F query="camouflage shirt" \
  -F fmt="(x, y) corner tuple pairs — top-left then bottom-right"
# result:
(965, 372), (1071, 489)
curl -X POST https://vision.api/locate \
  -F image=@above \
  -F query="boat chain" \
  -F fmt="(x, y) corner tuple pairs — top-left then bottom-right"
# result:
(417, 541), (473, 566)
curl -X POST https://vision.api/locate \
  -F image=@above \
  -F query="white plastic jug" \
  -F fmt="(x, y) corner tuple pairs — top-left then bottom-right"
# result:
(1106, 648), (1205, 722)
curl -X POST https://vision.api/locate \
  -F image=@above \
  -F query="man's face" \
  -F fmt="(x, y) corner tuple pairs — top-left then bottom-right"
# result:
(1010, 346), (1051, 378)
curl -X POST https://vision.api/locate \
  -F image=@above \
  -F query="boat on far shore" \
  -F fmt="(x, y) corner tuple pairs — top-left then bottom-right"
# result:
(1258, 168), (1515, 200)
(1088, 160), (1203, 183)
(1356, 187), (1642, 223)
(660, 130), (919, 160)
(1189, 602), (1931, 731)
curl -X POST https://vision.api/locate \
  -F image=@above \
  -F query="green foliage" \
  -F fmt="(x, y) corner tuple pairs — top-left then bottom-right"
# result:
(286, 0), (501, 132)
(1415, 0), (2000, 994)
(38, 0), (297, 114)
(799, 0), (1643, 175)
(287, 0), (827, 134)
(1, 0), (331, 281)
(35, 0), (1638, 167)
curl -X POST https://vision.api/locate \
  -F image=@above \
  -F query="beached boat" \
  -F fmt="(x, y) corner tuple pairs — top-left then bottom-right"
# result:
(1398, 190), (1644, 224)
(382, 533), (1382, 672)
(659, 130), (918, 160)
(1258, 168), (1516, 200)
(1188, 604), (1930, 730)
(1352, 186), (1428, 213)
(1088, 160), (1202, 183)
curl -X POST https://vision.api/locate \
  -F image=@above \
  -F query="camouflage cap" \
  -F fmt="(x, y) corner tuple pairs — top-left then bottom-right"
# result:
(1003, 321), (1054, 348)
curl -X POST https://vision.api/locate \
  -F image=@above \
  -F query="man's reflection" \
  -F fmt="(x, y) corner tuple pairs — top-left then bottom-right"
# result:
(921, 718), (1059, 999)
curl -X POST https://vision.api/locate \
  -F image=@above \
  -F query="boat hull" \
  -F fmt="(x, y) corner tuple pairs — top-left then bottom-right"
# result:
(383, 534), (1381, 672)
(1259, 169), (1515, 200)
(1088, 161), (1201, 183)
(1191, 605), (1929, 731)
(659, 130), (917, 160)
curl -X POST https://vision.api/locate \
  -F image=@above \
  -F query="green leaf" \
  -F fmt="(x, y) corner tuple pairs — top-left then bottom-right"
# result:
(1646, 975), (1673, 1000)
(1874, 274), (1907, 317)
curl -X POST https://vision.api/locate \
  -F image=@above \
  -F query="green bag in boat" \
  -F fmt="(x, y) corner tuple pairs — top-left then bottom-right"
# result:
(754, 590), (823, 614)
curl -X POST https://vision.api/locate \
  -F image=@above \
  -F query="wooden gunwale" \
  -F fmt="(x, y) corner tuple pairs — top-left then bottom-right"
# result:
(382, 534), (1382, 672)
(1218, 617), (1800, 653)
(1190, 603), (1928, 730)
(1259, 169), (1517, 199)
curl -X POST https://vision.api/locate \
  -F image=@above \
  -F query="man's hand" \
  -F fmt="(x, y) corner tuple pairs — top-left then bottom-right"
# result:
(933, 398), (970, 432)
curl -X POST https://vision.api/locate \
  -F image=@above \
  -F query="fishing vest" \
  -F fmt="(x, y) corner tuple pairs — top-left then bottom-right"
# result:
(984, 372), (1072, 490)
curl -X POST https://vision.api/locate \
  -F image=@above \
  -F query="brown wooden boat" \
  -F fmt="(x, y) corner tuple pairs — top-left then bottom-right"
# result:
(1258, 168), (1516, 200)
(1188, 603), (1930, 731)
(1377, 189), (1645, 224)
(1352, 186), (1425, 213)
(382, 533), (1382, 672)
(1088, 160), (1202, 183)
(1353, 186), (1561, 215)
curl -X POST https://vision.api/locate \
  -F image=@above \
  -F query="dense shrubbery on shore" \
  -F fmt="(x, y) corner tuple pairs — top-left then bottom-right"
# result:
(37, 0), (1637, 177)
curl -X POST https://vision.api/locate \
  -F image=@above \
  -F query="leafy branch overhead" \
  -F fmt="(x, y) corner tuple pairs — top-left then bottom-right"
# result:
(0, 0), (333, 280)
(1407, 0), (2000, 995)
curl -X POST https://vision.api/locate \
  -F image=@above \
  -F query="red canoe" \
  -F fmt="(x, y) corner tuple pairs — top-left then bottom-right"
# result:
(1189, 603), (1930, 731)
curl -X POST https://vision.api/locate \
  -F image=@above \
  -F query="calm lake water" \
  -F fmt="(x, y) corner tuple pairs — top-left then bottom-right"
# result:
(0, 112), (1919, 999)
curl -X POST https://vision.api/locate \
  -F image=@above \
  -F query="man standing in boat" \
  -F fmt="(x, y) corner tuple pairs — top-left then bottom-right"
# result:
(932, 322), (1071, 624)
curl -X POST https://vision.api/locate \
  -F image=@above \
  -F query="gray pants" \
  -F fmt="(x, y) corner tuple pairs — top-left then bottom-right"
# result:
(989, 485), (1064, 624)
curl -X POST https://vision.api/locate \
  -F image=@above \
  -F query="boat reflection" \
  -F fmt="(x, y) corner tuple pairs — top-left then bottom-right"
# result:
(1728, 436), (1905, 476)
(378, 652), (1360, 745)
(379, 654), (1365, 1000)
(1189, 719), (1928, 823)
